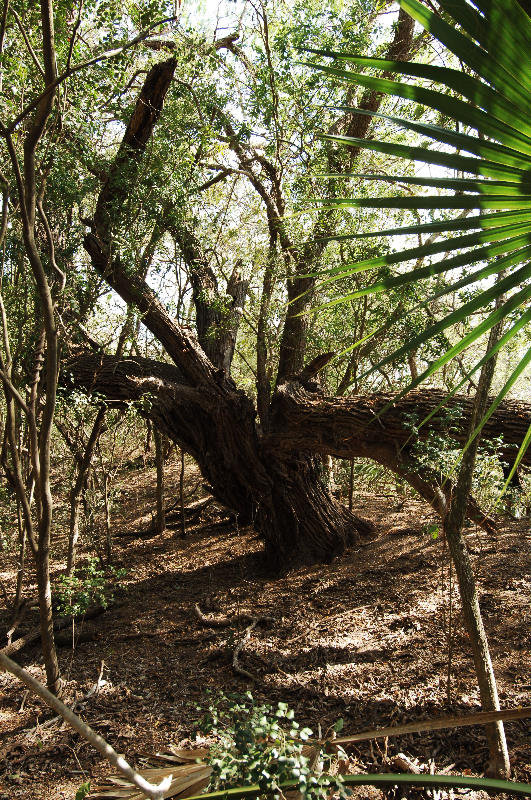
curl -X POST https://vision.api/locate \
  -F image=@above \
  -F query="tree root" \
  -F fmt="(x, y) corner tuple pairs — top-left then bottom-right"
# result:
(193, 604), (274, 628)
(194, 604), (275, 681)
(233, 619), (260, 682)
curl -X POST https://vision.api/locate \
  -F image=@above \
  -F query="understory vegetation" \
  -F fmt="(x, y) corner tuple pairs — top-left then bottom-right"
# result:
(0, 0), (530, 797)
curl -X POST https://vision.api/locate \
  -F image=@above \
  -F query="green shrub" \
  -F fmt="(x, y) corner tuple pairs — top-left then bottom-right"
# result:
(55, 558), (127, 617)
(196, 693), (350, 800)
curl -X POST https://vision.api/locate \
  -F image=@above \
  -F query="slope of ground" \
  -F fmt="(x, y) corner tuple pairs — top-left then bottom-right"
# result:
(0, 460), (529, 800)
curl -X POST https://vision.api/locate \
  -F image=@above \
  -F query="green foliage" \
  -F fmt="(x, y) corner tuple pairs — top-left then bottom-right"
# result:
(403, 407), (461, 483)
(55, 558), (127, 617)
(309, 0), (531, 455)
(196, 692), (350, 800)
(402, 409), (525, 507)
(424, 522), (440, 540)
(74, 781), (91, 800)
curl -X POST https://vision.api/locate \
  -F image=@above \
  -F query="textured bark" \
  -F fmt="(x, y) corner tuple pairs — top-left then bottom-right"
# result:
(78, 61), (374, 569)
(269, 383), (530, 469)
(66, 353), (530, 565)
(76, 53), (528, 574)
(268, 382), (529, 532)
(66, 353), (373, 568)
(442, 318), (510, 778)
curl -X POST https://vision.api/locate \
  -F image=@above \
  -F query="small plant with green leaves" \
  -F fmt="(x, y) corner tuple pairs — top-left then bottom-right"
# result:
(403, 407), (462, 484)
(74, 781), (91, 800)
(55, 558), (127, 617)
(196, 692), (350, 800)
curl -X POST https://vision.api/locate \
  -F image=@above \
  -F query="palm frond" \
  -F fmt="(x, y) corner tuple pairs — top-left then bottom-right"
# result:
(308, 0), (531, 418)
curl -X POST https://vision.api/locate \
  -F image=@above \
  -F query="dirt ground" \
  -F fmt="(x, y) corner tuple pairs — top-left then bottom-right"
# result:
(0, 459), (530, 800)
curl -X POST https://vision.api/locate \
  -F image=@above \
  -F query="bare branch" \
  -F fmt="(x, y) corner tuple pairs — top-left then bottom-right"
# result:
(36, 196), (66, 291)
(0, 652), (172, 800)
(11, 8), (45, 77)
(6, 16), (178, 133)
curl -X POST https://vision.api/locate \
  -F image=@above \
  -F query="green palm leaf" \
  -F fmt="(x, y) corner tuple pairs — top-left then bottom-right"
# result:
(323, 107), (531, 166)
(308, 57), (530, 133)
(309, 0), (531, 433)
(314, 209), (531, 243)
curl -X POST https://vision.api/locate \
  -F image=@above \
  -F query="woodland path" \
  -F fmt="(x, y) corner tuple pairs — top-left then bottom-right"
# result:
(0, 460), (529, 800)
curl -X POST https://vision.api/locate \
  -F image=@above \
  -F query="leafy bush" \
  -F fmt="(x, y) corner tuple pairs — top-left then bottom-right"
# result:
(403, 410), (526, 509)
(196, 692), (350, 800)
(55, 558), (127, 617)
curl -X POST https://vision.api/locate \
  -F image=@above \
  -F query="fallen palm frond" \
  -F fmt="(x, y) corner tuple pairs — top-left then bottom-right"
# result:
(90, 763), (212, 800)
(89, 705), (531, 799)
(154, 746), (210, 763)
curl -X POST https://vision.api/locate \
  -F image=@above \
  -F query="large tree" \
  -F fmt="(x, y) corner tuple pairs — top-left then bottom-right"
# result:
(71, 52), (530, 566)
(2, 0), (529, 573)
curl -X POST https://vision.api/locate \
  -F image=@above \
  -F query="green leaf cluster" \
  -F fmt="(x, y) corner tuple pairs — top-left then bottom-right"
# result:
(196, 692), (350, 800)
(54, 557), (127, 617)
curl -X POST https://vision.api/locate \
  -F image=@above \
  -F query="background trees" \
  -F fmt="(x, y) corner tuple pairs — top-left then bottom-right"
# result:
(0, 0), (529, 698)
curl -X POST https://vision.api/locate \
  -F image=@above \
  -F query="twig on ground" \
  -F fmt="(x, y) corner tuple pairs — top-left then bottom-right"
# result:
(25, 660), (107, 733)
(233, 619), (260, 682)
(194, 604), (275, 682)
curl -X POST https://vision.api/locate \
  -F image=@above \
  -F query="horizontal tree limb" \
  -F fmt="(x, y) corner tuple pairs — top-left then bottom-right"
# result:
(268, 382), (531, 467)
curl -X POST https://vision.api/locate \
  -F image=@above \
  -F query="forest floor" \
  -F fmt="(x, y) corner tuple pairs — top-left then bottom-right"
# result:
(0, 457), (530, 800)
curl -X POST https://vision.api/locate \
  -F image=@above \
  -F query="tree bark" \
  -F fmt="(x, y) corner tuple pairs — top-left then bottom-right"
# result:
(65, 353), (373, 568)
(66, 353), (530, 567)
(268, 383), (530, 467)
(442, 316), (510, 779)
(154, 428), (166, 534)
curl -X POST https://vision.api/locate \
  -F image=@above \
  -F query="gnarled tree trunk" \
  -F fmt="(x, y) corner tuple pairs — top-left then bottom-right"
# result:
(66, 352), (531, 568)
(70, 58), (530, 572)
(66, 353), (372, 569)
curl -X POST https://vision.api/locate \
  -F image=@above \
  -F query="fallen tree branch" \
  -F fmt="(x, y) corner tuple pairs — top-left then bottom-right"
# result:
(0, 652), (172, 800)
(164, 484), (203, 514)
(193, 604), (274, 628)
(390, 753), (422, 775)
(1, 605), (105, 657)
(194, 605), (275, 682)
(166, 496), (215, 525)
(334, 706), (531, 745)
